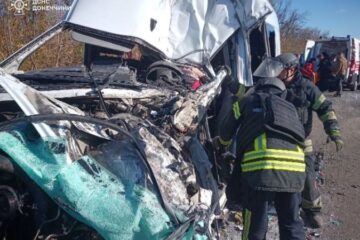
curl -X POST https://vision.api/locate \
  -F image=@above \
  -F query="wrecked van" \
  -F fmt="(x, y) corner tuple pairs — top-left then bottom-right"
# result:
(0, 0), (280, 239)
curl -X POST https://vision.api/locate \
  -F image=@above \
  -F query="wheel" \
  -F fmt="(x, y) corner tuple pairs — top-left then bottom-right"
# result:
(0, 154), (101, 239)
(0, 154), (38, 239)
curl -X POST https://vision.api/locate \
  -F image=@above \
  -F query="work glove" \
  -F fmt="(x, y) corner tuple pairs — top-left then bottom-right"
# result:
(328, 136), (344, 152)
(213, 136), (235, 184)
(218, 152), (236, 184)
(334, 138), (344, 152)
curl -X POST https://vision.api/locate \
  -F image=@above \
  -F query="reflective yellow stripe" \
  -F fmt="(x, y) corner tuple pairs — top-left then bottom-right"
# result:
(242, 210), (247, 240)
(247, 137), (304, 156)
(254, 133), (267, 151)
(312, 94), (326, 110)
(304, 139), (313, 153)
(242, 209), (251, 240)
(246, 209), (251, 240)
(242, 160), (305, 172)
(219, 137), (232, 146)
(243, 164), (305, 172)
(243, 149), (304, 162)
(320, 111), (337, 122)
(244, 134), (305, 171)
(304, 139), (312, 147)
(254, 135), (260, 151)
(297, 146), (303, 153)
(235, 84), (246, 97)
(232, 102), (241, 120)
(304, 146), (313, 153)
(330, 130), (341, 137)
(261, 133), (267, 149)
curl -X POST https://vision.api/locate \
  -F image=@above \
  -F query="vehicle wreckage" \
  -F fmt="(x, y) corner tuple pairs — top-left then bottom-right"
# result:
(0, 0), (280, 239)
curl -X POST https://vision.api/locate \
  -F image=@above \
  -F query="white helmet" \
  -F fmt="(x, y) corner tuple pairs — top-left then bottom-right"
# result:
(253, 53), (299, 78)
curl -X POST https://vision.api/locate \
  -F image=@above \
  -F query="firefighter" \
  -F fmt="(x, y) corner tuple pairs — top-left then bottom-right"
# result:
(218, 77), (306, 240)
(254, 53), (343, 228)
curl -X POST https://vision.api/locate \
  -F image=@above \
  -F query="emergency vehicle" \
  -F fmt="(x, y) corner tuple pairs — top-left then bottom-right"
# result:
(304, 36), (360, 91)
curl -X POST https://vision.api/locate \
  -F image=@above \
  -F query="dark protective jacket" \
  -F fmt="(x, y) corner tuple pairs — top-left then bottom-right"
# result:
(318, 58), (332, 80)
(317, 58), (332, 91)
(218, 89), (306, 192)
(286, 71), (341, 140)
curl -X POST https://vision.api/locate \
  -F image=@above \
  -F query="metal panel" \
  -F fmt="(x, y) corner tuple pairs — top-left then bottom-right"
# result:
(65, 0), (272, 64)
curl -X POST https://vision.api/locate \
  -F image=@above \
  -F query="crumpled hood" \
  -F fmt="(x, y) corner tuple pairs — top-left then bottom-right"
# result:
(65, 0), (273, 64)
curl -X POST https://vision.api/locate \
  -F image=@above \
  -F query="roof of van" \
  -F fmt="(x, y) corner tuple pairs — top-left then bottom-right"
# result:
(64, 0), (275, 64)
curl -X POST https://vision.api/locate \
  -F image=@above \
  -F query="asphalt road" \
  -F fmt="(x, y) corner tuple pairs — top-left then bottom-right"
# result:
(220, 90), (360, 240)
(311, 90), (360, 240)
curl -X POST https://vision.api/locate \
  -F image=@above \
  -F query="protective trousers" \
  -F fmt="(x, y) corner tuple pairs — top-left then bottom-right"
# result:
(301, 139), (322, 214)
(336, 74), (345, 95)
(241, 186), (304, 240)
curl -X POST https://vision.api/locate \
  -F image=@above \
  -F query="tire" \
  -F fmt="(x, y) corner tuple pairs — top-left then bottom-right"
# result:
(0, 154), (15, 182)
(0, 154), (51, 239)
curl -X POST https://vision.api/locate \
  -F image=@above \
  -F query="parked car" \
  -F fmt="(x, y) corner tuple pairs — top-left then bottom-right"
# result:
(0, 0), (280, 239)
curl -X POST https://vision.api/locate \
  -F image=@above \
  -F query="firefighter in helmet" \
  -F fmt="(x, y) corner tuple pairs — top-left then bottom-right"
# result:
(253, 53), (343, 228)
(218, 77), (306, 240)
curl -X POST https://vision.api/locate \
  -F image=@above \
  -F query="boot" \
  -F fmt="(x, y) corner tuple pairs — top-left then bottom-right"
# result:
(301, 211), (323, 229)
(307, 213), (323, 228)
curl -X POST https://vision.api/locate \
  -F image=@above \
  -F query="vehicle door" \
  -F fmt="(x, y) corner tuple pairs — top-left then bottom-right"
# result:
(304, 40), (315, 64)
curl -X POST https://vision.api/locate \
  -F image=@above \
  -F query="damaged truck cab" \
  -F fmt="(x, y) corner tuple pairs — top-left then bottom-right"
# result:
(0, 0), (280, 239)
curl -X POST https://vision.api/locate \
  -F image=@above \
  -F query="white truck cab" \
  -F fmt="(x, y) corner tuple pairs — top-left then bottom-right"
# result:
(1, 0), (280, 88)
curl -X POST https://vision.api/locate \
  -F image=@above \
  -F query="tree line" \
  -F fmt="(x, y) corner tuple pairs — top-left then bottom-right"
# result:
(270, 0), (329, 54)
(0, 0), (328, 71)
(0, 0), (81, 71)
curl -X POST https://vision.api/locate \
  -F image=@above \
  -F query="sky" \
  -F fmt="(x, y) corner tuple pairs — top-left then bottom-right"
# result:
(289, 0), (360, 39)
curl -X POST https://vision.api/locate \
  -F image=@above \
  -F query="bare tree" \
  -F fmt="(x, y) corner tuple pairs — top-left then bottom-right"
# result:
(270, 0), (329, 53)
(0, 0), (82, 71)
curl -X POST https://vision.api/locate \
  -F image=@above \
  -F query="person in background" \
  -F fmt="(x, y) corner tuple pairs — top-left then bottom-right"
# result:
(301, 58), (317, 83)
(331, 52), (348, 97)
(316, 52), (332, 92)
